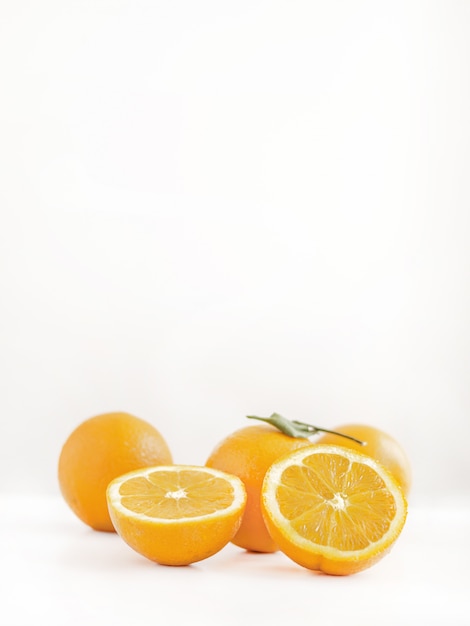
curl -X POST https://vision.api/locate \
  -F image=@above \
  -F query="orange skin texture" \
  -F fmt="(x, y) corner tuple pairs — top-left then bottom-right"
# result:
(58, 412), (173, 531)
(205, 425), (312, 552)
(315, 423), (412, 496)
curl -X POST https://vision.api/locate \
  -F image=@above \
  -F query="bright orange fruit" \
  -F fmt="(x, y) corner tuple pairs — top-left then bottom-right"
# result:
(315, 423), (412, 496)
(261, 444), (407, 575)
(205, 425), (312, 552)
(107, 465), (247, 565)
(58, 412), (173, 531)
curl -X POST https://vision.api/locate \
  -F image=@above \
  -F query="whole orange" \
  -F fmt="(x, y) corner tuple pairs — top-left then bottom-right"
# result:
(315, 423), (412, 496)
(205, 424), (311, 552)
(58, 412), (173, 531)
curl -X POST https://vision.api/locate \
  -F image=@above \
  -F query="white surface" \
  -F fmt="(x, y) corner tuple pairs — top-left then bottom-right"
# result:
(1, 495), (469, 626)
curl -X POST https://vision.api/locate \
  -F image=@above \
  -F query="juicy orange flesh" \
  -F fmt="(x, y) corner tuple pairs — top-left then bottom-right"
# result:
(276, 453), (396, 551)
(119, 470), (235, 519)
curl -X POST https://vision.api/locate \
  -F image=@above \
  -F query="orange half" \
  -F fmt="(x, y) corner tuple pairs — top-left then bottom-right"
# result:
(261, 445), (407, 575)
(107, 465), (247, 566)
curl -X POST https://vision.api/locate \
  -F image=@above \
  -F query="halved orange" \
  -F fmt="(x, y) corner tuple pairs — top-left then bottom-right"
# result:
(107, 465), (247, 566)
(261, 445), (407, 575)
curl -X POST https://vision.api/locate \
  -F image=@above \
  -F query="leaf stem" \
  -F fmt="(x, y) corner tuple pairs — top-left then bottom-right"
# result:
(246, 413), (366, 446)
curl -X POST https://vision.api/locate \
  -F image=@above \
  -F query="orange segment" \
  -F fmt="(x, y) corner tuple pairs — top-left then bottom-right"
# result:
(261, 445), (407, 575)
(107, 465), (247, 566)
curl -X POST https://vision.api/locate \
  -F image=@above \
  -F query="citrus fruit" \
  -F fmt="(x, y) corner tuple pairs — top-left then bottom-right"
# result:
(315, 423), (412, 496)
(205, 424), (312, 552)
(106, 465), (247, 565)
(261, 444), (408, 575)
(58, 412), (173, 531)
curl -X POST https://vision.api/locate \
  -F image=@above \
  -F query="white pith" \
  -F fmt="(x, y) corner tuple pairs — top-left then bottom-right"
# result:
(165, 488), (187, 500)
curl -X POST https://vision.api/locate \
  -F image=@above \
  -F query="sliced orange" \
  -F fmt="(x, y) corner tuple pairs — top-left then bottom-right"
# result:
(107, 465), (247, 566)
(261, 445), (407, 575)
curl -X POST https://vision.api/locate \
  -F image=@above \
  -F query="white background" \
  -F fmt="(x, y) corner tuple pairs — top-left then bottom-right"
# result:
(1, 0), (470, 505)
(1, 2), (470, 625)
